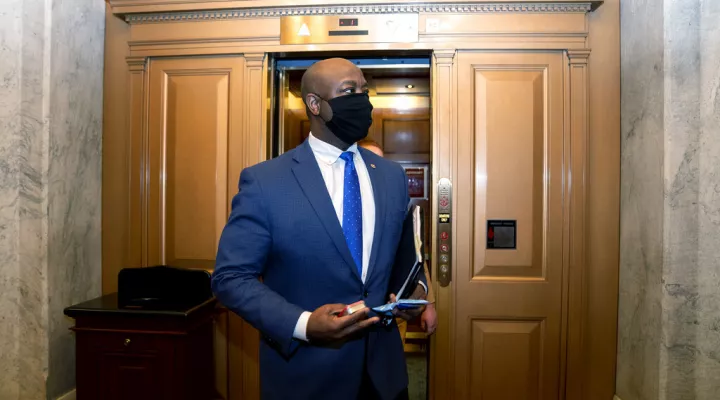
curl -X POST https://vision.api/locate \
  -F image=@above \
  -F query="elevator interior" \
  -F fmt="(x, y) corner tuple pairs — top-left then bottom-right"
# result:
(270, 55), (433, 399)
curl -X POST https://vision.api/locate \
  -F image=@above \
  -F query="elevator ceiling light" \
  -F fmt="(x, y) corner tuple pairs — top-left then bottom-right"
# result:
(405, 84), (414, 89)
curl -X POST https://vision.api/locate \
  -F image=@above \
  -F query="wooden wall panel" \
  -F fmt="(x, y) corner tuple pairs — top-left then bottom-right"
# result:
(282, 106), (431, 161)
(381, 118), (431, 154)
(454, 52), (565, 400)
(470, 319), (543, 400)
(146, 57), (244, 270)
(472, 70), (544, 276)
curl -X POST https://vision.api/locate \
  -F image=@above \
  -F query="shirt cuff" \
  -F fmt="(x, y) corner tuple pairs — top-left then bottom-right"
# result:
(293, 311), (312, 342)
(418, 280), (428, 294)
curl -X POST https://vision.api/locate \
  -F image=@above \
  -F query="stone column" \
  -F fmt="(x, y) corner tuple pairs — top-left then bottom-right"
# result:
(618, 0), (720, 399)
(0, 0), (105, 398)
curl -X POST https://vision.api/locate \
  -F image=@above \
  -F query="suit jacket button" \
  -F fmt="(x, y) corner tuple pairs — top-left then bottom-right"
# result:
(363, 291), (369, 298)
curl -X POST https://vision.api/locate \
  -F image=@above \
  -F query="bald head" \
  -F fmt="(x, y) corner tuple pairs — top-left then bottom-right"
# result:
(301, 58), (368, 119)
(357, 138), (384, 157)
(300, 58), (372, 149)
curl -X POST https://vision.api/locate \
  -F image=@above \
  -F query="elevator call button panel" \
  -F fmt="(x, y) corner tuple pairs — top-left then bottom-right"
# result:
(437, 178), (452, 287)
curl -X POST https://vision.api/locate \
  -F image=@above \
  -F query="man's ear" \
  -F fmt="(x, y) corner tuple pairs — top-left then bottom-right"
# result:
(305, 93), (321, 116)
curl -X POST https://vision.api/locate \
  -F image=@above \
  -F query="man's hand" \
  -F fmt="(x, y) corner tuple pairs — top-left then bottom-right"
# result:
(408, 282), (428, 300)
(390, 284), (427, 321)
(306, 303), (379, 343)
(421, 304), (438, 335)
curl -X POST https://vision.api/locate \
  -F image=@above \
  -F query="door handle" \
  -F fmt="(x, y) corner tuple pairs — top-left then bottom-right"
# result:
(437, 178), (452, 287)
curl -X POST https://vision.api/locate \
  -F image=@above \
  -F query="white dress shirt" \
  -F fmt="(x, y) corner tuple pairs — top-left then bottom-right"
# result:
(293, 133), (376, 341)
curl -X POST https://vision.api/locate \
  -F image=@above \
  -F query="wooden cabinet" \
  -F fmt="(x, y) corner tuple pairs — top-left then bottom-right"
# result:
(65, 294), (218, 400)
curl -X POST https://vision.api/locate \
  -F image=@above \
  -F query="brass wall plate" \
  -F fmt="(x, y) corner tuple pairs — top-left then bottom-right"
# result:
(280, 14), (419, 45)
(437, 178), (452, 287)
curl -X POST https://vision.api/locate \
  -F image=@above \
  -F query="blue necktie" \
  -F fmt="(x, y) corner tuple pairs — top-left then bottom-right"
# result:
(339, 151), (363, 277)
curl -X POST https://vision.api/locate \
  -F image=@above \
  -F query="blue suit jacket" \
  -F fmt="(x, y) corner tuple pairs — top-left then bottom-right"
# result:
(212, 139), (422, 400)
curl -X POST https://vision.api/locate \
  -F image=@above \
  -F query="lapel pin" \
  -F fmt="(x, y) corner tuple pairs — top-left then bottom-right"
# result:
(370, 164), (376, 169)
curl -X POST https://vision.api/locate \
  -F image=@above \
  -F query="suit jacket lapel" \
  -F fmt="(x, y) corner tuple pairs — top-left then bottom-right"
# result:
(360, 148), (387, 284)
(292, 141), (362, 283)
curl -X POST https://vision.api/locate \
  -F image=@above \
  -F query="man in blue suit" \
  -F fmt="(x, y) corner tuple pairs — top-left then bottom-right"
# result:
(212, 58), (427, 400)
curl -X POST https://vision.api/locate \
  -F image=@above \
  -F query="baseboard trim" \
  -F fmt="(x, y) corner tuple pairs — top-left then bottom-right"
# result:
(56, 389), (76, 400)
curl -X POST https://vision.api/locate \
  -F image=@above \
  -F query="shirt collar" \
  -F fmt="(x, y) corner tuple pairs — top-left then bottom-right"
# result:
(307, 132), (359, 165)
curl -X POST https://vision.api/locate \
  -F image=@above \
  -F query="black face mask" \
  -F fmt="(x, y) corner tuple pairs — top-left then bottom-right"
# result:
(316, 93), (374, 145)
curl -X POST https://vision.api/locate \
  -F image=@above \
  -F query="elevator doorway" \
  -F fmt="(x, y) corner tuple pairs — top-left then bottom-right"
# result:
(265, 50), (578, 400)
(270, 55), (433, 400)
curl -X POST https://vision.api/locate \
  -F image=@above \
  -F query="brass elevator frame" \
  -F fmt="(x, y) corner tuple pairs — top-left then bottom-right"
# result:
(101, 2), (620, 399)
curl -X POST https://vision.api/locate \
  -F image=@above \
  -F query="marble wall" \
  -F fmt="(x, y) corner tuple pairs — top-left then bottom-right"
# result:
(618, 0), (720, 399)
(617, 1), (664, 397)
(0, 0), (105, 399)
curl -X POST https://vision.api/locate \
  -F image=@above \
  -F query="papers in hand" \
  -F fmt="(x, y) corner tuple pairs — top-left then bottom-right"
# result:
(388, 205), (425, 301)
(374, 206), (427, 319)
(372, 299), (429, 315)
(401, 205), (423, 296)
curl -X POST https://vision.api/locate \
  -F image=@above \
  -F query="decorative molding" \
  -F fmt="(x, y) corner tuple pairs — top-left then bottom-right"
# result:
(243, 52), (266, 67)
(128, 36), (277, 48)
(433, 49), (456, 65)
(567, 48), (591, 64)
(423, 31), (587, 38)
(614, 396), (622, 400)
(127, 56), (148, 71)
(124, 2), (593, 24)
